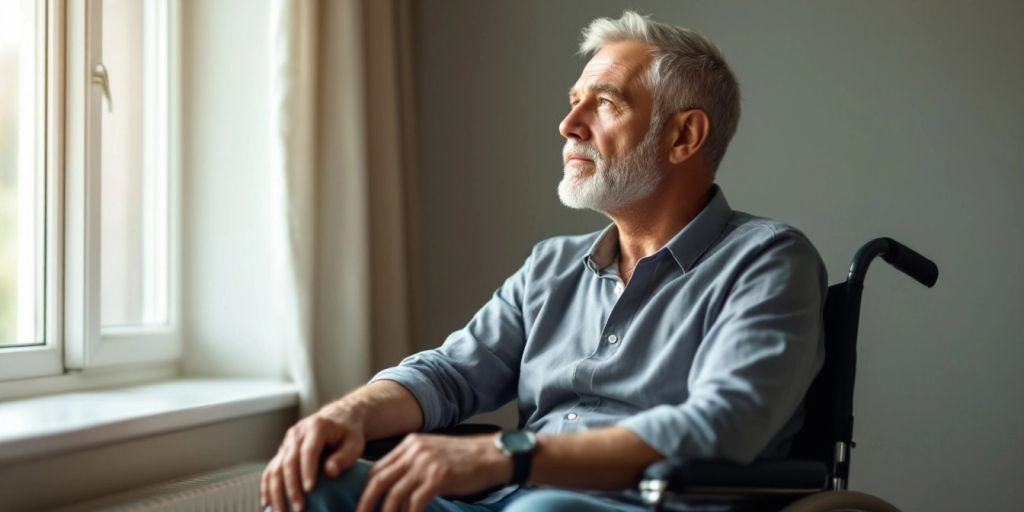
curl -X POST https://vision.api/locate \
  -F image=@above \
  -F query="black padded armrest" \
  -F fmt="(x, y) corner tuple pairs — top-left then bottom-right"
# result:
(642, 458), (828, 495)
(362, 423), (501, 461)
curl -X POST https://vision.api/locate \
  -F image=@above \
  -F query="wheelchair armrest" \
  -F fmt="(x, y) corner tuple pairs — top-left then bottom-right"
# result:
(362, 423), (501, 460)
(641, 458), (828, 497)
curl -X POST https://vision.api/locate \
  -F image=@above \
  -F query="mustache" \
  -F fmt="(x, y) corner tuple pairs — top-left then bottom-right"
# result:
(562, 140), (602, 164)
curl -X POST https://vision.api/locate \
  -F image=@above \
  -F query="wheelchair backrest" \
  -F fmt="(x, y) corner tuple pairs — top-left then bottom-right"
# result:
(790, 281), (858, 483)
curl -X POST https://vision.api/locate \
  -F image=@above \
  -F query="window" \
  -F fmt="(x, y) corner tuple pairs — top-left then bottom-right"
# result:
(0, 0), (179, 382)
(0, 0), (44, 349)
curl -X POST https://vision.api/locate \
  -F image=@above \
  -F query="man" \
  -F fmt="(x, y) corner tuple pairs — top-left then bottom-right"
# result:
(262, 11), (825, 512)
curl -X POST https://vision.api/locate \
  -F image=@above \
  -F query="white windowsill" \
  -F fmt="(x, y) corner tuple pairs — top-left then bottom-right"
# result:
(0, 378), (298, 463)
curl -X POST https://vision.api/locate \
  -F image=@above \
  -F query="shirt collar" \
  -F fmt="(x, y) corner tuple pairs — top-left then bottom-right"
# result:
(583, 185), (733, 275)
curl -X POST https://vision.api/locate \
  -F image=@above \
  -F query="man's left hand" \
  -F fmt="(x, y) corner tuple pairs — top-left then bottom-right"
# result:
(356, 433), (513, 512)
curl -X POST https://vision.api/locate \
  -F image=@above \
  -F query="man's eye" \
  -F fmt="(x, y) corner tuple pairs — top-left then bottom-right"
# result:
(598, 98), (613, 107)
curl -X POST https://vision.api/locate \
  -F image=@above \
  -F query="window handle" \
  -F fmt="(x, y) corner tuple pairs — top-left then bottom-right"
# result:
(92, 63), (113, 112)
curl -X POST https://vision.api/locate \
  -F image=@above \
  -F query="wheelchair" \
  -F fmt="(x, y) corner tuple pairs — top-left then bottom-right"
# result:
(364, 237), (939, 512)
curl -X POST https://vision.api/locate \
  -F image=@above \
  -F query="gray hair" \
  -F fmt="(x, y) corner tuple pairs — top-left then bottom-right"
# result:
(580, 11), (741, 172)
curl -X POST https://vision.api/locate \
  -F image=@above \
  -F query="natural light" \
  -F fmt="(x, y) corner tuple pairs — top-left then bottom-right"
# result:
(0, 0), (43, 348)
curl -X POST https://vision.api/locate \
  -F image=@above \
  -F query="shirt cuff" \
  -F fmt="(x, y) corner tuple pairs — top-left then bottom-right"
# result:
(370, 367), (446, 432)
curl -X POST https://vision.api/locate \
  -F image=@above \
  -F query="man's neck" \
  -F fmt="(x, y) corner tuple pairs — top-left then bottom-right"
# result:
(609, 183), (714, 284)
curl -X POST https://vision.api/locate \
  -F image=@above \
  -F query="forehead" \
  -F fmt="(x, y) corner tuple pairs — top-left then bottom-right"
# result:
(571, 41), (655, 96)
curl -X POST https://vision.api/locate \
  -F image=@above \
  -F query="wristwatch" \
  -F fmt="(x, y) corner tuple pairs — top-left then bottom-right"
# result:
(493, 430), (537, 485)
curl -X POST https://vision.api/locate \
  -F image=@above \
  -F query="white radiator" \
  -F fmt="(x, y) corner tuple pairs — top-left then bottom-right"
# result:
(56, 462), (266, 512)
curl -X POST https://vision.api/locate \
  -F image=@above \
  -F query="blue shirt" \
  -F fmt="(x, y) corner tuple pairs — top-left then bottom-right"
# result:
(372, 185), (826, 466)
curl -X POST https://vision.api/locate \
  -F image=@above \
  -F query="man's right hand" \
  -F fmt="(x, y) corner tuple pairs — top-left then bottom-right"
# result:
(261, 405), (366, 512)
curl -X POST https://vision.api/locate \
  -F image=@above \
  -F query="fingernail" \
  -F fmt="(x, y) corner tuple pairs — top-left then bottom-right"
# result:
(326, 461), (338, 475)
(303, 479), (312, 491)
(293, 502), (304, 512)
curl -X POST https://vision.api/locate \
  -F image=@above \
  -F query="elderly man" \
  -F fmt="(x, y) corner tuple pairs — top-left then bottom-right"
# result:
(263, 11), (825, 512)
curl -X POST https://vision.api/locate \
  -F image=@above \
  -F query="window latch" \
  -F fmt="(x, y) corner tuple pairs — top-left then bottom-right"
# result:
(91, 63), (113, 112)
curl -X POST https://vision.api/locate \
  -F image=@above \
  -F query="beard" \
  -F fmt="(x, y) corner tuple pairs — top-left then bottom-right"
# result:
(557, 115), (664, 213)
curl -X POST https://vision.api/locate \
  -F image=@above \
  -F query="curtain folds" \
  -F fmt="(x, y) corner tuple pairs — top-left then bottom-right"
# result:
(269, 0), (320, 415)
(268, 0), (417, 413)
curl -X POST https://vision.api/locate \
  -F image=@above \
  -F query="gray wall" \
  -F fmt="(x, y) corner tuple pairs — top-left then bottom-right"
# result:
(410, 1), (1024, 510)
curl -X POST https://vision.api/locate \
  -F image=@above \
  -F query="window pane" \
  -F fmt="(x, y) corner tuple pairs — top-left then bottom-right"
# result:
(0, 0), (44, 347)
(100, 0), (168, 328)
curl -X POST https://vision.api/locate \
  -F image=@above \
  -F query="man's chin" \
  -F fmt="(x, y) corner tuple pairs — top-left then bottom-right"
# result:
(558, 183), (605, 211)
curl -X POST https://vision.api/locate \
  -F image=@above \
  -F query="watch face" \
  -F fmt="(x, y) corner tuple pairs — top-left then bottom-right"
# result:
(501, 431), (536, 454)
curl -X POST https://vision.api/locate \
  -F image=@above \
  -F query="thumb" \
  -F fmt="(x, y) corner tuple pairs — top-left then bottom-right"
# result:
(324, 431), (364, 477)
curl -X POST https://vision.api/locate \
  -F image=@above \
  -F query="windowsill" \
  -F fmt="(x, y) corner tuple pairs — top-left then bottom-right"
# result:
(0, 378), (298, 463)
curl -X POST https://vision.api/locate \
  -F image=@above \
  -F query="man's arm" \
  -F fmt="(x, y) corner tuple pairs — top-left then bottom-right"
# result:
(262, 244), (538, 512)
(532, 426), (663, 489)
(261, 380), (423, 512)
(324, 380), (424, 440)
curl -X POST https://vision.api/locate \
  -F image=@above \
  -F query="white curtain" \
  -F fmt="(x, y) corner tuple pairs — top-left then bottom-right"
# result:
(266, 0), (417, 413)
(268, 0), (320, 415)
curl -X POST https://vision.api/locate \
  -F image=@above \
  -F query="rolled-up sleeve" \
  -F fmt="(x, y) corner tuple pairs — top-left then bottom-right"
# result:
(618, 231), (827, 463)
(370, 251), (533, 431)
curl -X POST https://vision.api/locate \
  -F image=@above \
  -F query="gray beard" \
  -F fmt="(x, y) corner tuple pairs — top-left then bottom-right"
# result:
(558, 118), (664, 213)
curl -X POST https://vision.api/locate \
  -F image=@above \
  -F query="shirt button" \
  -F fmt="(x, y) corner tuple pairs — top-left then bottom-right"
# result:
(566, 412), (578, 420)
(607, 334), (619, 344)
(614, 283), (625, 295)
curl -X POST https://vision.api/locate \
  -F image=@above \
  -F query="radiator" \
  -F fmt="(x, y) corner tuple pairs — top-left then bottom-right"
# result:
(56, 462), (266, 512)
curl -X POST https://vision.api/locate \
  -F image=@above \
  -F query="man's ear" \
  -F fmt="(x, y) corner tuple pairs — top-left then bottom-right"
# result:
(665, 109), (710, 165)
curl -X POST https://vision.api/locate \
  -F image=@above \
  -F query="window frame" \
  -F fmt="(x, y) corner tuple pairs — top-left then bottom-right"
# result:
(0, 0), (64, 381)
(65, 0), (182, 369)
(0, 0), (181, 381)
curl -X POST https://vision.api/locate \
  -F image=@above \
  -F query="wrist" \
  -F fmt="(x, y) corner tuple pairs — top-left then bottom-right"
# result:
(494, 430), (537, 485)
(318, 399), (367, 428)
(484, 436), (515, 486)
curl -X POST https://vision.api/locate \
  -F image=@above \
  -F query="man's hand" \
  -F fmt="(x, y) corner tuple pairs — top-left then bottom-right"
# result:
(356, 433), (512, 512)
(261, 405), (367, 512)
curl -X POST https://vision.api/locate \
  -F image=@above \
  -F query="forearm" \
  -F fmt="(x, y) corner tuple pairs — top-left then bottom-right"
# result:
(319, 380), (424, 440)
(530, 426), (663, 490)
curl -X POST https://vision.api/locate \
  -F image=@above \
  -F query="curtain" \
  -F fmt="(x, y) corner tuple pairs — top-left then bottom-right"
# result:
(269, 0), (417, 412)
(268, 0), (320, 415)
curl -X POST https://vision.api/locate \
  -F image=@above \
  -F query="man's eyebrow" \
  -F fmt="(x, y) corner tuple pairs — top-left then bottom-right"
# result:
(568, 83), (628, 101)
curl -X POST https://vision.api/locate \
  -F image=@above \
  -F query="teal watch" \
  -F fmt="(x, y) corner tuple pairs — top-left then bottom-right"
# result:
(494, 430), (537, 485)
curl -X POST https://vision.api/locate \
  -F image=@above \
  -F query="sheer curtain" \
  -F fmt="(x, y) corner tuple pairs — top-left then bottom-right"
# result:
(269, 0), (417, 414)
(269, 0), (319, 415)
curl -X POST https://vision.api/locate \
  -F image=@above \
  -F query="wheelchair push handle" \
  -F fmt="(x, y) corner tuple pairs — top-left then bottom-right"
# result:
(849, 237), (939, 287)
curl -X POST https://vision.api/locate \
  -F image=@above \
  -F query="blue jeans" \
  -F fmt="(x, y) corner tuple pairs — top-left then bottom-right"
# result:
(284, 460), (647, 512)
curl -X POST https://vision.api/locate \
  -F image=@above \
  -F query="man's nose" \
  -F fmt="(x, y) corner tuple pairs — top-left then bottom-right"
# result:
(558, 106), (591, 141)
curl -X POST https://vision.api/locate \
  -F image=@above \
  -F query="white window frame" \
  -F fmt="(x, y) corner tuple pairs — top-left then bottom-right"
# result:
(0, 0), (181, 381)
(0, 0), (64, 381)
(64, 0), (182, 369)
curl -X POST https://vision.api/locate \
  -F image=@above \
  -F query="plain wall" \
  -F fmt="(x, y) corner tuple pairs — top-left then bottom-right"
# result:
(180, 0), (283, 379)
(410, 1), (1024, 510)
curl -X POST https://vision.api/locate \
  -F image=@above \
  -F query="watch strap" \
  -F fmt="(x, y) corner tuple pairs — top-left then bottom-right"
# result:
(511, 448), (533, 485)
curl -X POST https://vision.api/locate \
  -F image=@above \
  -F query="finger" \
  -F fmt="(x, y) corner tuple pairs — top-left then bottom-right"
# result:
(370, 434), (412, 474)
(357, 452), (409, 512)
(269, 464), (288, 512)
(324, 430), (364, 477)
(408, 466), (443, 512)
(299, 425), (326, 492)
(281, 441), (306, 511)
(382, 464), (425, 512)
(260, 462), (273, 508)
